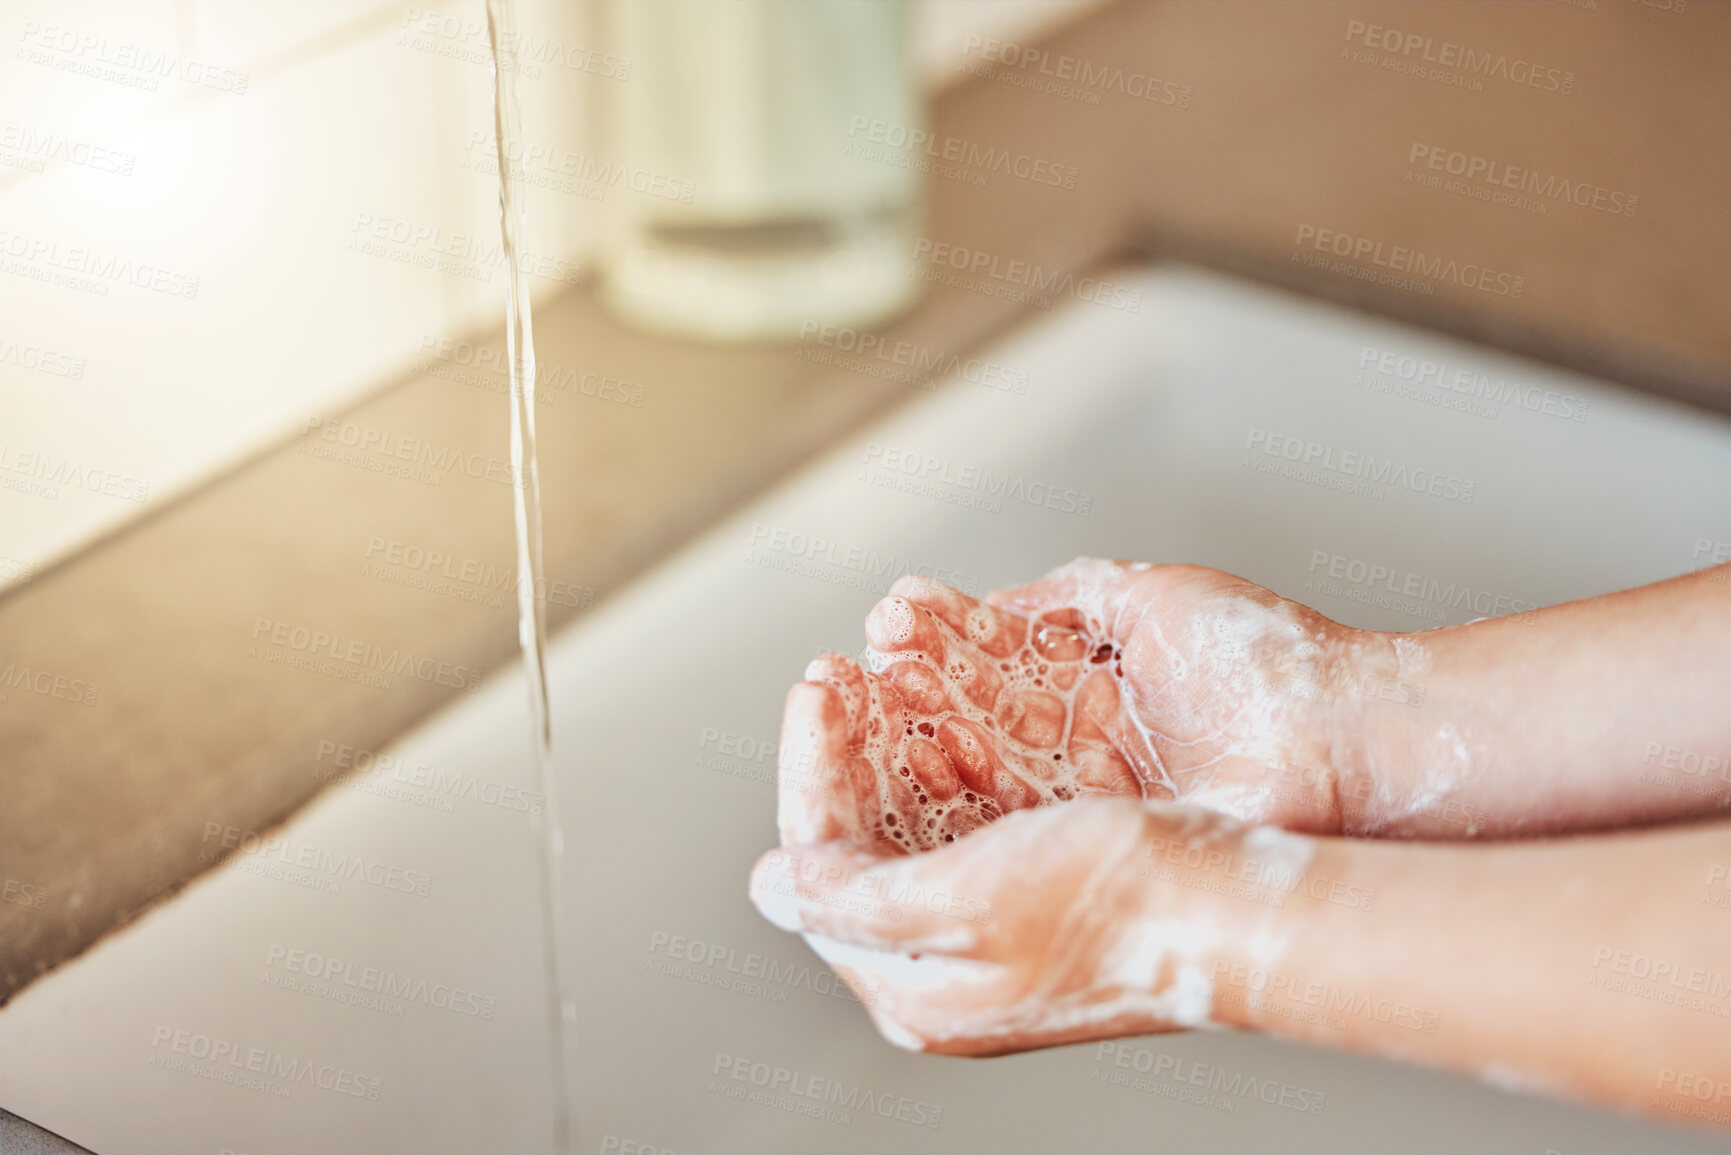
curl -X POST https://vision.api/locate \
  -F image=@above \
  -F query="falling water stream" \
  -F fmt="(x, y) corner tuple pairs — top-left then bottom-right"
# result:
(485, 2), (572, 1150)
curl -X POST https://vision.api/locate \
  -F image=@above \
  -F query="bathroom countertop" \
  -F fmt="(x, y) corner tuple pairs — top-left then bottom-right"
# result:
(0, 1109), (88, 1155)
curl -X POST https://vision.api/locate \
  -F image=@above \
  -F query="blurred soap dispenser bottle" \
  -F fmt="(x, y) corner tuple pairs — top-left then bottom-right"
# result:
(599, 0), (924, 340)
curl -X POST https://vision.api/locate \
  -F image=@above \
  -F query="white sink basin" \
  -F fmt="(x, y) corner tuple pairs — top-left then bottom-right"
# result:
(4, 266), (1728, 1154)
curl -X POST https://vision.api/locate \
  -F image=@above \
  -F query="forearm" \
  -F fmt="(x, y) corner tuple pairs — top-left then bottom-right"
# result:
(1344, 565), (1731, 837)
(1204, 819), (1731, 1122)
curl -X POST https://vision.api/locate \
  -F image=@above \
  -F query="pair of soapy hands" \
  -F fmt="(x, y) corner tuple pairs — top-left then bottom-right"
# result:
(748, 559), (1378, 1056)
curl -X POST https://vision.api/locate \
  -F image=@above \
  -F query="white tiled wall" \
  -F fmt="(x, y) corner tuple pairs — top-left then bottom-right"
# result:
(0, 0), (1098, 585)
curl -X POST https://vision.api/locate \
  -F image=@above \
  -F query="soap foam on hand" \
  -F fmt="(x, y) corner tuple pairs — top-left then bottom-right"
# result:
(759, 571), (1330, 1056)
(798, 574), (1175, 856)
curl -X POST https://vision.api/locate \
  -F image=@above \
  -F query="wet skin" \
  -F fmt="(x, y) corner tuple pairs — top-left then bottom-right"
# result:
(748, 559), (1731, 1113)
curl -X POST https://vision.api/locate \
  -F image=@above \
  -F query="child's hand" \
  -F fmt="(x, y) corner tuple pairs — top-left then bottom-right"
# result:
(989, 558), (1395, 834)
(751, 795), (1279, 1055)
(778, 561), (1385, 858)
(752, 560), (1355, 1053)
(779, 571), (1147, 857)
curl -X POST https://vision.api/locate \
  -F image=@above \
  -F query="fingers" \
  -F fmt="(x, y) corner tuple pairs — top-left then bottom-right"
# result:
(1030, 608), (1091, 665)
(1059, 671), (1142, 800)
(806, 650), (912, 754)
(905, 737), (962, 802)
(867, 596), (1005, 711)
(864, 596), (947, 664)
(753, 797), (1154, 956)
(937, 717), (1041, 812)
(800, 932), (1004, 1054)
(985, 557), (1148, 641)
(803, 652), (871, 746)
(881, 659), (948, 713)
(996, 688), (1067, 749)
(1068, 743), (1143, 797)
(878, 770), (925, 853)
(1069, 723), (1141, 799)
(776, 682), (874, 846)
(748, 843), (990, 955)
(888, 574), (1028, 658)
(938, 806), (995, 843)
(1071, 668), (1170, 799)
(1064, 670), (1142, 796)
(752, 799), (1237, 1059)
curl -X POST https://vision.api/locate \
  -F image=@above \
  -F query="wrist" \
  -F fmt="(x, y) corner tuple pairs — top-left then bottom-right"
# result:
(1124, 802), (1320, 1032)
(1203, 835), (1397, 1044)
(1315, 627), (1432, 836)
